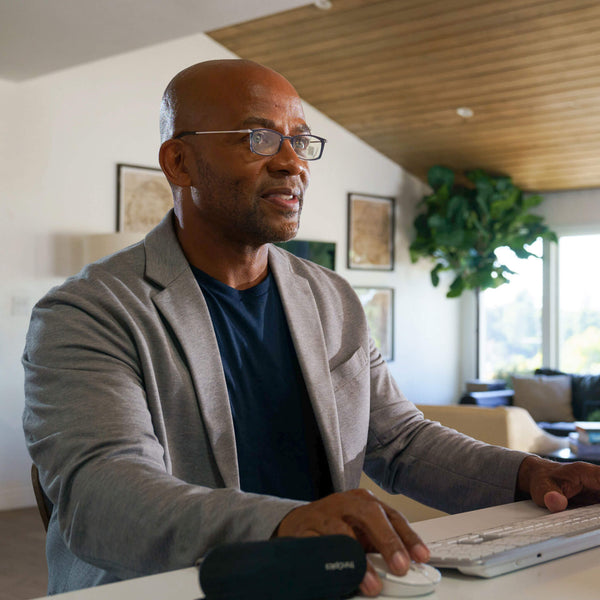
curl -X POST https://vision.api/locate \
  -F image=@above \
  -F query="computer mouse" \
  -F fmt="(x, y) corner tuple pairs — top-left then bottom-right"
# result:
(367, 553), (442, 597)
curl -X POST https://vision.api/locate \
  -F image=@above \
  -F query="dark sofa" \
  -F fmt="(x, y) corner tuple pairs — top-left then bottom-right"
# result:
(460, 369), (600, 437)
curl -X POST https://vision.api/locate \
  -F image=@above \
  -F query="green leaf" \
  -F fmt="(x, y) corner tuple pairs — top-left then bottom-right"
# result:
(436, 230), (465, 247)
(512, 246), (537, 259)
(466, 169), (491, 188)
(447, 194), (468, 224)
(447, 275), (465, 297)
(493, 176), (513, 192)
(523, 194), (544, 210)
(489, 188), (519, 219)
(413, 213), (430, 236)
(495, 262), (516, 276)
(427, 165), (454, 191)
(431, 263), (444, 286)
(427, 214), (447, 230)
(520, 214), (544, 225)
(474, 193), (490, 218)
(543, 230), (558, 244)
(470, 268), (497, 290)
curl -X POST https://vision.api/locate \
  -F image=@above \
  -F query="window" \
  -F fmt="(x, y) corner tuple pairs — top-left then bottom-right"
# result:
(480, 233), (600, 379)
(558, 234), (600, 374)
(480, 240), (544, 380)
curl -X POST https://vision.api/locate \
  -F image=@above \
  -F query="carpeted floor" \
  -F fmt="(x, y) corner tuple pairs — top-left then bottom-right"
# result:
(0, 507), (47, 600)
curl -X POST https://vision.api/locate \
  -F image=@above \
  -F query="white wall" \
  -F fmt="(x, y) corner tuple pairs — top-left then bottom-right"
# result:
(538, 188), (600, 234)
(0, 77), (29, 510)
(0, 33), (461, 509)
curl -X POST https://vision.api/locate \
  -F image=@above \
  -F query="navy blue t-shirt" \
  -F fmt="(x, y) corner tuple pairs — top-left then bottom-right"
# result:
(192, 266), (332, 502)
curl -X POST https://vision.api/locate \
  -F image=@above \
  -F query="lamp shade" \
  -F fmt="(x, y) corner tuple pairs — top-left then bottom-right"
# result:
(82, 232), (144, 264)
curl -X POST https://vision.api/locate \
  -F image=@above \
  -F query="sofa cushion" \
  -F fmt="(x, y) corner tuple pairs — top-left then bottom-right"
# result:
(573, 374), (600, 419)
(536, 368), (600, 420)
(512, 374), (574, 422)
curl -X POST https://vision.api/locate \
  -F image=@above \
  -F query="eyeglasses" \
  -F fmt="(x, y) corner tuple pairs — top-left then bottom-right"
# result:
(173, 128), (327, 161)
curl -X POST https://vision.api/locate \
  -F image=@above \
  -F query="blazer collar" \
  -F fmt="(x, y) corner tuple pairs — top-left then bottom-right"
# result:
(144, 211), (189, 288)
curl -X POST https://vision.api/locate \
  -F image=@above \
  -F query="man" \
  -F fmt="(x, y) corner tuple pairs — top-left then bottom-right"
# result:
(23, 59), (600, 596)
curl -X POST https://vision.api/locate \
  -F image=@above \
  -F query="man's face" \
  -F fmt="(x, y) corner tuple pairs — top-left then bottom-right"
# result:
(181, 70), (311, 247)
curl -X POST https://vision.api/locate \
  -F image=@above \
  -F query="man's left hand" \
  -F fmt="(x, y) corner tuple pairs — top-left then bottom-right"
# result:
(518, 455), (600, 512)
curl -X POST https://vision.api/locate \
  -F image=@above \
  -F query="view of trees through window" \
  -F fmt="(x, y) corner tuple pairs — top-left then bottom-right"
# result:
(481, 234), (600, 380)
(480, 240), (543, 381)
(559, 234), (600, 374)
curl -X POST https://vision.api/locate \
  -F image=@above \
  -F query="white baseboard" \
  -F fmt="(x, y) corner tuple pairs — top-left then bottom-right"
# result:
(0, 481), (36, 510)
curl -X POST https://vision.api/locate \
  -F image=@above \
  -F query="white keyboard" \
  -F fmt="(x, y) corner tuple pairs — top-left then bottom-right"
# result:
(428, 503), (600, 577)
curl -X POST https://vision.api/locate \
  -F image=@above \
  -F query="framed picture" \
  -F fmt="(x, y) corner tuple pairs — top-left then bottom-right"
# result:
(347, 193), (395, 270)
(116, 164), (172, 233)
(354, 287), (394, 361)
(275, 240), (336, 270)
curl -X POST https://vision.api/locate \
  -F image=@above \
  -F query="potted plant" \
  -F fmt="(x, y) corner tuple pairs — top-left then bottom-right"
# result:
(409, 165), (557, 377)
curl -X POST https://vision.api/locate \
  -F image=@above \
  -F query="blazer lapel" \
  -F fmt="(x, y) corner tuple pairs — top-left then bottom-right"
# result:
(145, 215), (240, 488)
(269, 247), (345, 491)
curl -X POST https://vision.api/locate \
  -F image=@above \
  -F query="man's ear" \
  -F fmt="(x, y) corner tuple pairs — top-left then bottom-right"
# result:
(159, 139), (193, 188)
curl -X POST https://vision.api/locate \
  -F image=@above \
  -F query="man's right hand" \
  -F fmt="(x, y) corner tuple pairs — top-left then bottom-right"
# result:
(274, 489), (430, 597)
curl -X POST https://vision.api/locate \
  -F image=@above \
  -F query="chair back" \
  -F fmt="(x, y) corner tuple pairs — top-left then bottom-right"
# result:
(30, 463), (53, 531)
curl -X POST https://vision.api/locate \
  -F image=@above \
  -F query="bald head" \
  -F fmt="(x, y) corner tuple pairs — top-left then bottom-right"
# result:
(159, 59), (300, 143)
(157, 58), (311, 280)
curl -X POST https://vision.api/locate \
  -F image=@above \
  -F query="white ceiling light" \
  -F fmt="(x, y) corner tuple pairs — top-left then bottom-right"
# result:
(456, 107), (474, 119)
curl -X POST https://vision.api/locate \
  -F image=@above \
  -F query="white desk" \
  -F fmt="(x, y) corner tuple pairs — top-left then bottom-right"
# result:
(35, 501), (600, 600)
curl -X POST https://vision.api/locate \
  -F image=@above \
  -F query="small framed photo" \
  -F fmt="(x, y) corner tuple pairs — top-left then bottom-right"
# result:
(354, 287), (394, 361)
(347, 193), (395, 270)
(116, 164), (172, 233)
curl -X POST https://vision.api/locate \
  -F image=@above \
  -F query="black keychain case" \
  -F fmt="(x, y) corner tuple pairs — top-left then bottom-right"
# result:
(199, 535), (366, 600)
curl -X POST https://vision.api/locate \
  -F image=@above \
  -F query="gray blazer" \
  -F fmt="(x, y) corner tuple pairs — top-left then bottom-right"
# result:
(23, 212), (526, 593)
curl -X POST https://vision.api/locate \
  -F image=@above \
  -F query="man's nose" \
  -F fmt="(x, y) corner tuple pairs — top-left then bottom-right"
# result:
(267, 139), (308, 176)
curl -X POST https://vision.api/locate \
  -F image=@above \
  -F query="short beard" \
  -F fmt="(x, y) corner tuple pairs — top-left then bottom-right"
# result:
(195, 155), (303, 246)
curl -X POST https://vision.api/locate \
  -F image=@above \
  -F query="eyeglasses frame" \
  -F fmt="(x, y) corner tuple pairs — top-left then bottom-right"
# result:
(173, 128), (327, 161)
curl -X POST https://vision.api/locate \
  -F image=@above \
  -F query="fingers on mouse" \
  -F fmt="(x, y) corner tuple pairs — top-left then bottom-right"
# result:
(367, 553), (441, 597)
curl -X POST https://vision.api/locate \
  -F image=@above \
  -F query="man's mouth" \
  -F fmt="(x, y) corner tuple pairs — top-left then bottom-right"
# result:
(261, 188), (302, 208)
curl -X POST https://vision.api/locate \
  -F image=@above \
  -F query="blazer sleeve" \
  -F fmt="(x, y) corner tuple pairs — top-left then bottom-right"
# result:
(22, 278), (304, 583)
(363, 338), (528, 514)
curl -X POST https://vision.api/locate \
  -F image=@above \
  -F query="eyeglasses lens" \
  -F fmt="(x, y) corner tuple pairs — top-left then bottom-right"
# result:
(250, 129), (322, 160)
(294, 137), (320, 160)
(250, 130), (279, 155)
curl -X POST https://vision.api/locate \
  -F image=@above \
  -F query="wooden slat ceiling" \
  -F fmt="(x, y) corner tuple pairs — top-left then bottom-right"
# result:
(209, 0), (600, 192)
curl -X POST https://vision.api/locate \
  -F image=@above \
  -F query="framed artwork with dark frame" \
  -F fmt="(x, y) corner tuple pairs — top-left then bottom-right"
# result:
(275, 240), (336, 270)
(347, 193), (395, 270)
(353, 287), (394, 361)
(116, 164), (172, 233)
